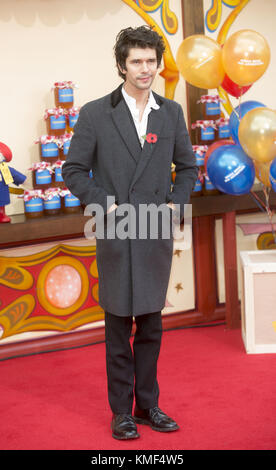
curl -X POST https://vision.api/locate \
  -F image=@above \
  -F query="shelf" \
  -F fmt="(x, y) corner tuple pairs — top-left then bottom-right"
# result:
(1, 188), (275, 248)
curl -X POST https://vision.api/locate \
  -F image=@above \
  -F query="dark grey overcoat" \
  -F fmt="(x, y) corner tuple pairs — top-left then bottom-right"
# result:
(62, 84), (198, 317)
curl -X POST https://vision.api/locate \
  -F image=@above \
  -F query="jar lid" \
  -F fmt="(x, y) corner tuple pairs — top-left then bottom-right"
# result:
(43, 188), (61, 200)
(19, 189), (44, 201)
(215, 118), (230, 127)
(29, 162), (53, 172)
(192, 145), (209, 154)
(191, 120), (217, 130)
(67, 106), (80, 116)
(53, 81), (78, 89)
(197, 94), (224, 104)
(35, 135), (58, 144)
(44, 107), (67, 119)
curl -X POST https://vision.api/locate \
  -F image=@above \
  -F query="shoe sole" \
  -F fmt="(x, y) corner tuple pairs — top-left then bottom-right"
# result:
(134, 416), (179, 432)
(112, 432), (140, 440)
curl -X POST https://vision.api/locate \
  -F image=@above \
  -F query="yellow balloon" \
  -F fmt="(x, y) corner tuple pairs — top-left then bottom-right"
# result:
(176, 35), (224, 89)
(254, 160), (272, 187)
(222, 29), (270, 86)
(238, 108), (276, 163)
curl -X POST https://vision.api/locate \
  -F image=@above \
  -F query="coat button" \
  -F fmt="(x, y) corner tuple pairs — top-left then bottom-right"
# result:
(154, 189), (159, 194)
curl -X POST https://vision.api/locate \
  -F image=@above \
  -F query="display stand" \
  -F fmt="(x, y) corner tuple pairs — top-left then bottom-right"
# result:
(1, 190), (275, 360)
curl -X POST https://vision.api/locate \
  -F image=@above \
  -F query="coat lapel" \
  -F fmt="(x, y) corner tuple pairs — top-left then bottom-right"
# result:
(110, 84), (167, 187)
(110, 87), (141, 163)
(129, 103), (166, 190)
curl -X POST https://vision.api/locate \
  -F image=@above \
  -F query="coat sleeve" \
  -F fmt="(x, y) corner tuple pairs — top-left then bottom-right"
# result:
(168, 104), (198, 218)
(62, 105), (114, 214)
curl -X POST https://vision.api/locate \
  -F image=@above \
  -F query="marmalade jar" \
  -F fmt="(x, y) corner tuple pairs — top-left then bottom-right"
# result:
(53, 81), (76, 109)
(44, 108), (67, 136)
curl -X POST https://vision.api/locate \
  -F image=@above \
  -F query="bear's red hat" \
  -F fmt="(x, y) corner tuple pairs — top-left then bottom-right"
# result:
(0, 142), (12, 162)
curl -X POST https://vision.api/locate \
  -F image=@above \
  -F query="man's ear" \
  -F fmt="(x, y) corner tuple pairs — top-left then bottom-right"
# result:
(118, 62), (126, 76)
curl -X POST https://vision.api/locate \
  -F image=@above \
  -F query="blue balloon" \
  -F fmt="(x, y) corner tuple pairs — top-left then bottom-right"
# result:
(269, 158), (276, 192)
(229, 100), (266, 145)
(206, 144), (255, 195)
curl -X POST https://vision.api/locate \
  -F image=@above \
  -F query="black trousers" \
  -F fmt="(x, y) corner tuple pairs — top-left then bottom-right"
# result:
(104, 311), (162, 414)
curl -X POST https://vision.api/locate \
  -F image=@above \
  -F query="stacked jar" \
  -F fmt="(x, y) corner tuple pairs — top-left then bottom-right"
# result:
(67, 107), (80, 133)
(43, 188), (62, 215)
(51, 160), (66, 189)
(36, 135), (60, 163)
(26, 81), (81, 219)
(192, 94), (227, 196)
(198, 94), (222, 121)
(192, 145), (208, 197)
(21, 190), (44, 218)
(56, 133), (73, 160)
(60, 189), (81, 214)
(29, 162), (53, 190)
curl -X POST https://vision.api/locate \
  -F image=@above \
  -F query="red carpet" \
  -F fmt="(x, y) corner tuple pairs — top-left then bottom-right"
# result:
(0, 324), (276, 450)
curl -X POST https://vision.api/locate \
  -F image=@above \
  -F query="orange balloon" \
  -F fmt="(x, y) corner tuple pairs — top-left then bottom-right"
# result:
(176, 35), (224, 89)
(254, 160), (272, 187)
(222, 29), (270, 86)
(238, 108), (276, 163)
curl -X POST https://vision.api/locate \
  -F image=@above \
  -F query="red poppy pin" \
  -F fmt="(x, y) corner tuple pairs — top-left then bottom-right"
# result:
(143, 133), (158, 144)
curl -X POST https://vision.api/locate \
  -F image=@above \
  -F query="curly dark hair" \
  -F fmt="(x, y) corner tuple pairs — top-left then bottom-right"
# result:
(114, 26), (166, 80)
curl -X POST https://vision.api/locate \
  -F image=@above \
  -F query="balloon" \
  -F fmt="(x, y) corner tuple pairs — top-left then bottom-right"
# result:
(176, 35), (224, 89)
(254, 160), (272, 187)
(238, 108), (276, 163)
(206, 144), (255, 195)
(204, 139), (234, 173)
(221, 73), (252, 98)
(269, 158), (276, 191)
(222, 29), (271, 86)
(229, 100), (265, 145)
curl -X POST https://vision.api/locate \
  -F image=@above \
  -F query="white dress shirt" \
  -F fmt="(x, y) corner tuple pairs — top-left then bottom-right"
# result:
(122, 86), (160, 147)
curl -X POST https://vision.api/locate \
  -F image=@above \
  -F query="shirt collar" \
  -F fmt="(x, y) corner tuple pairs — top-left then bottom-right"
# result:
(122, 86), (160, 112)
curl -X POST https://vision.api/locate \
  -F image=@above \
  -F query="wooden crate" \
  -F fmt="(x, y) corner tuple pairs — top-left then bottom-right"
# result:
(240, 250), (276, 354)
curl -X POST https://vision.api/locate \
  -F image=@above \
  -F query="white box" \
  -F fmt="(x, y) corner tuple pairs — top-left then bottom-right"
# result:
(240, 250), (276, 354)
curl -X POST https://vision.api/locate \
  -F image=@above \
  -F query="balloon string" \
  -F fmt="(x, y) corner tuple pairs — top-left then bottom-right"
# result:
(238, 92), (242, 118)
(250, 190), (267, 212)
(231, 90), (242, 120)
(263, 186), (276, 243)
(251, 188), (276, 243)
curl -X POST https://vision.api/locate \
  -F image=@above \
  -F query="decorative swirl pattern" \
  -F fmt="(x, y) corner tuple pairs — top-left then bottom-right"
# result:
(205, 0), (242, 33)
(137, 0), (178, 35)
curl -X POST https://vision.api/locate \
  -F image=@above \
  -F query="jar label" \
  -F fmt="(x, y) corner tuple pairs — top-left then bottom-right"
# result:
(69, 114), (79, 128)
(41, 143), (59, 157)
(205, 102), (220, 115)
(205, 176), (216, 190)
(63, 140), (71, 155)
(25, 198), (43, 212)
(58, 88), (73, 103)
(218, 126), (230, 138)
(44, 196), (61, 209)
(55, 168), (63, 182)
(195, 153), (205, 166)
(35, 170), (52, 185)
(194, 179), (202, 191)
(200, 127), (215, 140)
(50, 115), (66, 130)
(64, 194), (81, 207)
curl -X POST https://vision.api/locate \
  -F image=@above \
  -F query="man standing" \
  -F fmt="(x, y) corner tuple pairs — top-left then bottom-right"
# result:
(62, 26), (197, 440)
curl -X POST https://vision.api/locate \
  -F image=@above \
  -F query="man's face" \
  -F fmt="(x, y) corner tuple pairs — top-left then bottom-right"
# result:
(120, 47), (159, 91)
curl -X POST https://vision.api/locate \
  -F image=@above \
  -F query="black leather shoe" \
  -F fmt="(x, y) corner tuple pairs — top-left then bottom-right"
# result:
(111, 414), (140, 440)
(134, 406), (179, 432)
